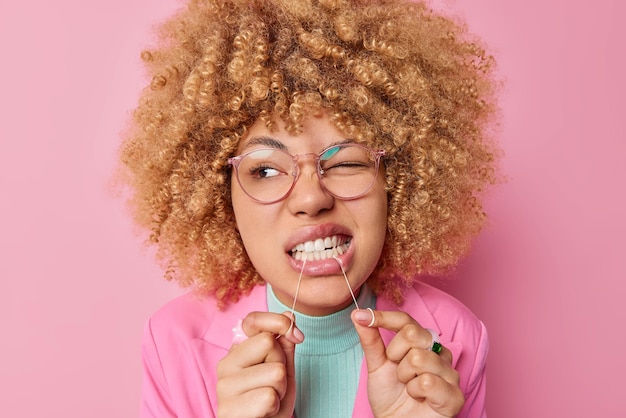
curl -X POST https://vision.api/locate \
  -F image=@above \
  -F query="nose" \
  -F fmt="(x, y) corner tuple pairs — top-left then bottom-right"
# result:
(286, 164), (334, 217)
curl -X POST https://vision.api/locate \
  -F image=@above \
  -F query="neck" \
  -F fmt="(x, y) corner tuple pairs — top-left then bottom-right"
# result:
(266, 284), (375, 355)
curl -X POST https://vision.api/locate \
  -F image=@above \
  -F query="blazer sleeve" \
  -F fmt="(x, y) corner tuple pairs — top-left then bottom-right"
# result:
(458, 320), (489, 418)
(140, 319), (178, 418)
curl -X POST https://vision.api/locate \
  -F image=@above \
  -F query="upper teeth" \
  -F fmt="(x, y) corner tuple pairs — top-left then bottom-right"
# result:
(290, 235), (350, 261)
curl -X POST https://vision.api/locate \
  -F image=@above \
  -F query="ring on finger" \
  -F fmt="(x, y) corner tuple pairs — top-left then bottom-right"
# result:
(425, 328), (443, 355)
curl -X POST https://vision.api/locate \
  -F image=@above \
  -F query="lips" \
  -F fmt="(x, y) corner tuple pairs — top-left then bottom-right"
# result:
(285, 224), (354, 276)
(290, 235), (352, 261)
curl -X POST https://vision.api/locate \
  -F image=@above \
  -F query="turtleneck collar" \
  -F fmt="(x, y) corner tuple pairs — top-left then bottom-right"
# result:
(266, 284), (376, 356)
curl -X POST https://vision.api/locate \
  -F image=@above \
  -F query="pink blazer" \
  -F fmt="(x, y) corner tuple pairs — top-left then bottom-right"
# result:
(140, 282), (488, 417)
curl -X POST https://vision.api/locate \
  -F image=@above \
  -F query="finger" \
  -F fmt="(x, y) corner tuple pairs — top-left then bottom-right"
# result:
(278, 311), (306, 345)
(218, 386), (282, 418)
(405, 372), (465, 417)
(274, 314), (299, 416)
(385, 323), (436, 362)
(241, 311), (305, 345)
(275, 313), (298, 372)
(437, 344), (454, 366)
(218, 312), (300, 418)
(356, 309), (418, 333)
(351, 309), (387, 372)
(275, 312), (298, 392)
(353, 309), (427, 368)
(220, 331), (286, 375)
(395, 347), (460, 386)
(218, 361), (288, 400)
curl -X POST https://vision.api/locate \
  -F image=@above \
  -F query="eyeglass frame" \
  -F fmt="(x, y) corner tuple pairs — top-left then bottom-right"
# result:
(228, 143), (386, 204)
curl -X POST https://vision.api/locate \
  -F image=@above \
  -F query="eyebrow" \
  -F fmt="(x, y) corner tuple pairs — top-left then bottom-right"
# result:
(241, 136), (287, 152)
(240, 135), (356, 152)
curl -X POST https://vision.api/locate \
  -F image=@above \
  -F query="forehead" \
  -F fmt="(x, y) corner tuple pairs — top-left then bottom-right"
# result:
(238, 114), (350, 154)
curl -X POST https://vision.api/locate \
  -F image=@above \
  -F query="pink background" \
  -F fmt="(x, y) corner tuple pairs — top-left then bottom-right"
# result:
(1, 0), (624, 416)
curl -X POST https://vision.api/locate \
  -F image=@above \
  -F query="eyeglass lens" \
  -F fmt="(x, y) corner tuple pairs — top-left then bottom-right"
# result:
(233, 144), (380, 203)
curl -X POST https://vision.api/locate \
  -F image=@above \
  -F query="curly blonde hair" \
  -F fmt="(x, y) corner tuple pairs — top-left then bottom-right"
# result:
(119, 0), (499, 306)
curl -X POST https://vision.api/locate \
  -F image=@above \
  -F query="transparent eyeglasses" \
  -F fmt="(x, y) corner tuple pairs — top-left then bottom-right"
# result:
(228, 143), (385, 204)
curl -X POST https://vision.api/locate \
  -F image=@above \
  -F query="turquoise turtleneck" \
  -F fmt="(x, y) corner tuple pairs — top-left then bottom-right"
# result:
(267, 284), (376, 418)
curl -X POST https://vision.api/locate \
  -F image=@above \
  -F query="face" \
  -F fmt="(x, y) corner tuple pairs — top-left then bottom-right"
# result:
(231, 114), (388, 316)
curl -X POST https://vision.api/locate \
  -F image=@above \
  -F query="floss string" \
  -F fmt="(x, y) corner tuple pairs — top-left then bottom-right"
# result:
(333, 256), (375, 327)
(332, 256), (360, 310)
(284, 254), (375, 337)
(285, 255), (306, 336)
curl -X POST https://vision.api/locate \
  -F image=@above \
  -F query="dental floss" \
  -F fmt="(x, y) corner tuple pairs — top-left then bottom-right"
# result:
(285, 255), (306, 337)
(367, 308), (375, 327)
(333, 256), (375, 327)
(332, 256), (360, 310)
(284, 255), (375, 337)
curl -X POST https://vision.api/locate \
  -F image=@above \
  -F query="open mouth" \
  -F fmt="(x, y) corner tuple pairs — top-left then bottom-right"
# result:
(290, 235), (352, 261)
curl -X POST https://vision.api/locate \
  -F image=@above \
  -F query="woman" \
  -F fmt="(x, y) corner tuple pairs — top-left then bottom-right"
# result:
(119, 0), (499, 416)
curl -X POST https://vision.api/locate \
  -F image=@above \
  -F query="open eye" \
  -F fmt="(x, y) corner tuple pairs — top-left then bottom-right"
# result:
(249, 165), (283, 179)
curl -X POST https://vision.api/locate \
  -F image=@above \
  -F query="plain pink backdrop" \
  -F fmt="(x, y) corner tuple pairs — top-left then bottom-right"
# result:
(1, 0), (624, 416)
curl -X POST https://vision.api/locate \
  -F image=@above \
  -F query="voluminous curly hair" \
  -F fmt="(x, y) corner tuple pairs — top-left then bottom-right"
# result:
(119, 0), (499, 306)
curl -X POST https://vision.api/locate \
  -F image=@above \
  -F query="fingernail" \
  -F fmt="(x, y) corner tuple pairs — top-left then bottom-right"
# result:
(293, 326), (305, 342)
(354, 309), (372, 323)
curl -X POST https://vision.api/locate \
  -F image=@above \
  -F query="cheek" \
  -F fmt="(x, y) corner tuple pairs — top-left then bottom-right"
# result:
(374, 183), (388, 232)
(231, 177), (252, 227)
(231, 182), (277, 257)
(374, 205), (388, 254)
(362, 186), (388, 257)
(375, 189), (389, 250)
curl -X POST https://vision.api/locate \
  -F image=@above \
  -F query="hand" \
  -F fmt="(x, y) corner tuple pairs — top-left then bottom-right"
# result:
(351, 310), (464, 418)
(216, 312), (304, 417)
